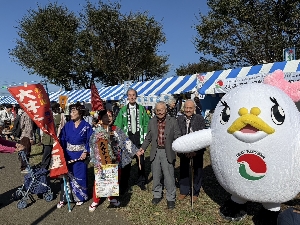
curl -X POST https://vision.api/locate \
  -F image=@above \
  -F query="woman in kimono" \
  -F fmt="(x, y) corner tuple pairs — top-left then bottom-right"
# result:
(88, 111), (141, 212)
(57, 103), (93, 208)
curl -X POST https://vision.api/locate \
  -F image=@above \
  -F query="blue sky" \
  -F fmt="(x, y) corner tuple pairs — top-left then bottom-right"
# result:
(0, 0), (209, 96)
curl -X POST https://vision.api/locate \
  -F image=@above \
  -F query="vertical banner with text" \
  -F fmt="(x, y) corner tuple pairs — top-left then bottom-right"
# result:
(196, 74), (206, 99)
(59, 95), (68, 112)
(8, 84), (68, 178)
(283, 47), (296, 61)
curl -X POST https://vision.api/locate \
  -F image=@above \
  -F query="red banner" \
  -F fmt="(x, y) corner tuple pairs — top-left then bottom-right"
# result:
(8, 84), (68, 178)
(91, 82), (104, 111)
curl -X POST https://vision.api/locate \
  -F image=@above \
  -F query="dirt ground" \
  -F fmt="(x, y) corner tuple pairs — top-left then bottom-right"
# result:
(0, 152), (130, 225)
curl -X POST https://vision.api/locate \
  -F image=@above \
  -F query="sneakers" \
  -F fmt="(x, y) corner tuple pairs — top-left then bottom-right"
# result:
(89, 202), (99, 212)
(152, 198), (162, 205)
(220, 199), (247, 221)
(167, 201), (175, 210)
(110, 199), (120, 207)
(76, 201), (84, 206)
(57, 201), (66, 209)
(21, 169), (29, 174)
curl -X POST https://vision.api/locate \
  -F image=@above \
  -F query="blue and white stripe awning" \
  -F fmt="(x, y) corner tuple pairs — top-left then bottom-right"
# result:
(0, 96), (17, 104)
(0, 75), (197, 104)
(131, 75), (196, 96)
(199, 60), (300, 95)
(48, 75), (197, 103)
(99, 84), (125, 100)
(49, 89), (91, 103)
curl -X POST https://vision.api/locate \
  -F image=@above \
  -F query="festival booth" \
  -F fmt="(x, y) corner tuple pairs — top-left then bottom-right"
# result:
(129, 75), (197, 107)
(0, 74), (198, 111)
(0, 75), (195, 106)
(2, 61), (300, 113)
(197, 60), (300, 114)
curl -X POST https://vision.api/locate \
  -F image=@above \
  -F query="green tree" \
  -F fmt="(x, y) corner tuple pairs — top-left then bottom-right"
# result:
(176, 57), (223, 76)
(10, 1), (169, 89)
(194, 0), (300, 68)
(9, 3), (79, 91)
(77, 1), (169, 86)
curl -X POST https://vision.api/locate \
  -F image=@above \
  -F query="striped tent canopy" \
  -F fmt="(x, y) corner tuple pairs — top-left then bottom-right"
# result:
(49, 75), (197, 102)
(48, 84), (126, 102)
(199, 60), (300, 95)
(131, 75), (196, 96)
(49, 89), (91, 103)
(0, 96), (17, 104)
(0, 75), (197, 104)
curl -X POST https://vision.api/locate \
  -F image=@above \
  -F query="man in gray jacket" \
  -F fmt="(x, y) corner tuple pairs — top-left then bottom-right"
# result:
(139, 101), (181, 209)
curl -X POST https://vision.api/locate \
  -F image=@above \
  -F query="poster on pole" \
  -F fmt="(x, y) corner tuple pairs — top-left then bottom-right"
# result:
(283, 47), (296, 61)
(122, 80), (133, 104)
(196, 74), (206, 99)
(123, 80), (133, 96)
(59, 95), (68, 111)
(95, 164), (119, 197)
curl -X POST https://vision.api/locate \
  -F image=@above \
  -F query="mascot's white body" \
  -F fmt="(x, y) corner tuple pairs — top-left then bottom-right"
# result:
(173, 81), (300, 211)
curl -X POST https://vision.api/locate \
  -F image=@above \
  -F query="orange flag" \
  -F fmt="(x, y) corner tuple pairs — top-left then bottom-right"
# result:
(8, 84), (68, 178)
(91, 82), (104, 111)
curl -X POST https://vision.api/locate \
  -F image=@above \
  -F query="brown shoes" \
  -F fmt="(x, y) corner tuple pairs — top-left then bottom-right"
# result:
(178, 194), (198, 202)
(192, 196), (198, 202)
(177, 194), (187, 200)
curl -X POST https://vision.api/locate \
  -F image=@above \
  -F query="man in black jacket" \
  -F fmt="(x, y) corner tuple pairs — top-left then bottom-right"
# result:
(176, 99), (206, 202)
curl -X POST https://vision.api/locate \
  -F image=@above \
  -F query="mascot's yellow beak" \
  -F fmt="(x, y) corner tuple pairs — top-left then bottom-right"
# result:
(227, 107), (275, 134)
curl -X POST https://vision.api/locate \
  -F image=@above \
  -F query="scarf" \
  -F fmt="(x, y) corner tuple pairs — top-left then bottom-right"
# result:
(157, 115), (166, 123)
(127, 103), (140, 134)
(185, 115), (193, 134)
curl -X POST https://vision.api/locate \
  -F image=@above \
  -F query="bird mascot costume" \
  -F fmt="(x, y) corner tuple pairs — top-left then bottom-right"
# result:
(172, 70), (300, 224)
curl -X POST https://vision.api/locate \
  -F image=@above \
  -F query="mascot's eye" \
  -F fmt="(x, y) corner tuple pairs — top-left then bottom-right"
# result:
(270, 97), (285, 125)
(220, 101), (230, 125)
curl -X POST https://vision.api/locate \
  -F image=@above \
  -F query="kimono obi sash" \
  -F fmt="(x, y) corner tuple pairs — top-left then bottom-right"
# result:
(67, 143), (85, 152)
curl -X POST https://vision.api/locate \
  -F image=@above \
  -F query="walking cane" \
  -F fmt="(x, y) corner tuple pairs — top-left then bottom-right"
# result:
(190, 158), (194, 210)
(63, 175), (72, 212)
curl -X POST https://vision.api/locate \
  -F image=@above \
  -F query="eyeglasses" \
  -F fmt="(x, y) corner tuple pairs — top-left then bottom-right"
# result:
(155, 109), (166, 112)
(184, 107), (194, 110)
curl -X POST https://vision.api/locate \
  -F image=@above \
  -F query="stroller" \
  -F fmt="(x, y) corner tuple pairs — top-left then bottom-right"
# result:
(13, 151), (53, 209)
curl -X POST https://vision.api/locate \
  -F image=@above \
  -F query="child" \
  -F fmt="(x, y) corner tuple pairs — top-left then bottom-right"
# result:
(18, 137), (32, 173)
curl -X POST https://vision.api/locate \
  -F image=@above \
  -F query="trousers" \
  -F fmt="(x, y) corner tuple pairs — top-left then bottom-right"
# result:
(179, 150), (204, 196)
(152, 149), (176, 201)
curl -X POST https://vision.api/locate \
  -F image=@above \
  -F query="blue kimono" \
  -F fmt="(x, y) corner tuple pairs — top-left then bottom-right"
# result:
(60, 120), (93, 202)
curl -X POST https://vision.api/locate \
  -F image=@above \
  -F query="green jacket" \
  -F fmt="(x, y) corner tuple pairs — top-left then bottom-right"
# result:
(41, 113), (63, 145)
(114, 104), (149, 144)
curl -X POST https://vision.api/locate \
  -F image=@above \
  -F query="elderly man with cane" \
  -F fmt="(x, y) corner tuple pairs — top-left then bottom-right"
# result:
(176, 99), (206, 205)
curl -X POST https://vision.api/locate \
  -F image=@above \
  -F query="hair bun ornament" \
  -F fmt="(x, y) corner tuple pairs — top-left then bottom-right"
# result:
(263, 69), (300, 102)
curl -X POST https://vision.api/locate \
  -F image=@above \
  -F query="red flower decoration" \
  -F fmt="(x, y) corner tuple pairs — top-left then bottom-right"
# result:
(111, 125), (117, 131)
(217, 80), (224, 86)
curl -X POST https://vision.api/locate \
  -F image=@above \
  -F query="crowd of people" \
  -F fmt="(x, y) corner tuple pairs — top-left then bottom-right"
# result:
(0, 90), (207, 211)
(2, 92), (206, 210)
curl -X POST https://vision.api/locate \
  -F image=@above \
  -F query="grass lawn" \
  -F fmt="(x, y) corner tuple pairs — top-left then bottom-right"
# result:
(30, 145), (300, 225)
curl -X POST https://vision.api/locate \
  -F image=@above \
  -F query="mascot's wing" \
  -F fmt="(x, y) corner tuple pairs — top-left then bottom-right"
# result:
(172, 129), (212, 153)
